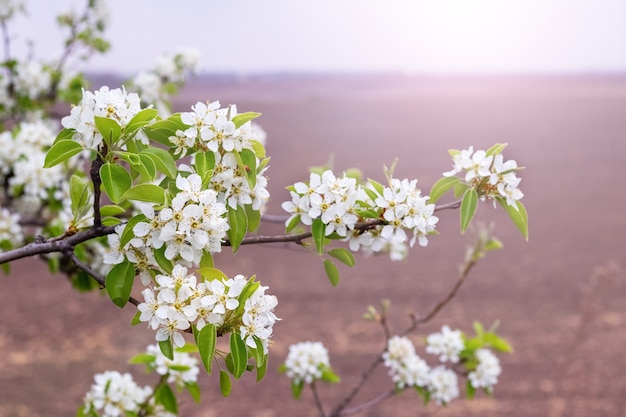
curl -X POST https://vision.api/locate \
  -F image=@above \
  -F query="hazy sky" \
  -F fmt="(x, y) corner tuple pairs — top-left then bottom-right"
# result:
(11, 0), (626, 75)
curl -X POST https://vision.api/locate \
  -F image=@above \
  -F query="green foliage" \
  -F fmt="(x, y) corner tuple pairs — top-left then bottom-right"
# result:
(122, 184), (166, 204)
(460, 188), (478, 234)
(105, 260), (135, 308)
(197, 324), (217, 374)
(323, 259), (340, 286)
(229, 333), (248, 379)
(43, 139), (83, 168)
(428, 176), (460, 203)
(328, 248), (355, 267)
(100, 162), (131, 204)
(219, 370), (232, 397)
(154, 383), (178, 414)
(497, 197), (529, 240)
(227, 205), (248, 252)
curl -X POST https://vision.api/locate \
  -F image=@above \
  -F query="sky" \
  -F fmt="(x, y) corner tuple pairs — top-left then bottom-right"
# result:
(10, 0), (626, 75)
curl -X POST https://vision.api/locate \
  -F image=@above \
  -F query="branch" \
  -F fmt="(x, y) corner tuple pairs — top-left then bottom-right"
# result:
(68, 252), (140, 307)
(339, 390), (396, 416)
(404, 256), (477, 334)
(0, 224), (116, 264)
(311, 382), (327, 417)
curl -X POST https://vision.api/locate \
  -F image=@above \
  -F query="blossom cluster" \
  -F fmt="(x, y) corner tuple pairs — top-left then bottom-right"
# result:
(283, 341), (332, 384)
(62, 86), (142, 149)
(145, 344), (200, 389)
(82, 370), (156, 417)
(0, 207), (22, 249)
(282, 170), (438, 260)
(137, 264), (278, 351)
(382, 326), (503, 405)
(443, 146), (523, 207)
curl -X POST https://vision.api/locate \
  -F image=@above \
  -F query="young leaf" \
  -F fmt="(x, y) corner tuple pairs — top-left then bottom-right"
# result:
(484, 332), (514, 353)
(285, 214), (301, 233)
(94, 116), (122, 146)
(43, 139), (83, 168)
(312, 218), (326, 255)
(466, 380), (476, 399)
(154, 246), (173, 274)
(159, 338), (174, 360)
(125, 108), (158, 134)
(485, 143), (508, 157)
(229, 333), (248, 379)
(195, 151), (215, 177)
(155, 383), (178, 414)
(140, 147), (177, 178)
(105, 260), (135, 308)
(245, 204), (261, 233)
(324, 259), (340, 286)
(69, 174), (90, 218)
(497, 198), (529, 240)
(321, 366), (341, 383)
(256, 355), (267, 382)
(198, 267), (228, 281)
(136, 153), (157, 181)
(328, 248), (355, 267)
(227, 205), (248, 253)
(122, 184), (166, 204)
(460, 188), (478, 234)
(219, 370), (232, 397)
(185, 382), (201, 403)
(119, 213), (147, 247)
(291, 380), (304, 400)
(197, 324), (217, 374)
(240, 148), (257, 188)
(428, 176), (460, 204)
(100, 163), (131, 204)
(232, 111), (261, 129)
(128, 353), (157, 365)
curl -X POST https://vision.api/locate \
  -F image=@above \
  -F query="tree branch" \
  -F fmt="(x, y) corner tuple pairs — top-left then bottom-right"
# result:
(339, 389), (396, 416)
(0, 225), (116, 264)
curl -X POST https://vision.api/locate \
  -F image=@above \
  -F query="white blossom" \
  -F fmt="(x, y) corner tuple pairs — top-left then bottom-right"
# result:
(468, 348), (501, 390)
(426, 325), (465, 364)
(284, 341), (331, 384)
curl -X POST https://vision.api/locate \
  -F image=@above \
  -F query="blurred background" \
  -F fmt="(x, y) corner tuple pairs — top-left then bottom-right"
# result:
(1, 1), (625, 416)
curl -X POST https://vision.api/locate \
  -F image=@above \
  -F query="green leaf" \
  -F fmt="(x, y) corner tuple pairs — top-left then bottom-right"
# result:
(140, 147), (178, 178)
(323, 259), (340, 286)
(460, 188), (478, 234)
(473, 321), (485, 337)
(69, 175), (90, 219)
(125, 108), (158, 134)
(485, 142), (508, 157)
(231, 111), (261, 129)
(197, 324), (217, 374)
(312, 218), (326, 255)
(367, 178), (385, 195)
(291, 380), (304, 400)
(195, 151), (216, 177)
(122, 184), (166, 204)
(154, 246), (173, 274)
(155, 383), (178, 414)
(454, 182), (468, 198)
(130, 310), (142, 326)
(128, 353), (156, 365)
(466, 380), (476, 399)
(100, 163), (132, 204)
(100, 205), (125, 217)
(321, 366), (341, 383)
(497, 198), (529, 240)
(484, 333), (514, 353)
(285, 214), (301, 233)
(250, 139), (266, 159)
(229, 332), (248, 379)
(53, 127), (76, 145)
(240, 149), (257, 188)
(245, 204), (261, 233)
(94, 116), (122, 146)
(105, 260), (135, 308)
(43, 139), (83, 168)
(219, 370), (232, 397)
(185, 382), (201, 403)
(227, 205), (248, 253)
(159, 338), (174, 360)
(197, 267), (228, 281)
(135, 153), (157, 182)
(328, 248), (355, 267)
(252, 336), (265, 368)
(429, 176), (460, 204)
(256, 355), (267, 382)
(119, 213), (147, 248)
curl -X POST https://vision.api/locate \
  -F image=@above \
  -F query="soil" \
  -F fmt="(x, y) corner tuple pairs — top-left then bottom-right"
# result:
(1, 74), (625, 417)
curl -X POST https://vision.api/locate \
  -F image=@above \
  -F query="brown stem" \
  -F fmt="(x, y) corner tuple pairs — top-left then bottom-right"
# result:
(311, 382), (328, 417)
(339, 389), (396, 416)
(90, 153), (104, 228)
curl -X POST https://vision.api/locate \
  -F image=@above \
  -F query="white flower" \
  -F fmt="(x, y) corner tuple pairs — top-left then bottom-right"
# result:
(427, 366), (460, 405)
(468, 348), (501, 390)
(382, 336), (430, 389)
(146, 344), (200, 388)
(0, 207), (22, 247)
(284, 341), (331, 384)
(426, 325), (465, 364)
(83, 370), (151, 417)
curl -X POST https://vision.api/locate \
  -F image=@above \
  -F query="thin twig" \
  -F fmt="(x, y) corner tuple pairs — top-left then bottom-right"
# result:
(339, 389), (396, 416)
(311, 382), (328, 417)
(69, 252), (140, 306)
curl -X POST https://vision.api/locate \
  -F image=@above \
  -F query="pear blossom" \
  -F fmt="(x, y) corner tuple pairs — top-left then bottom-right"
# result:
(468, 348), (501, 390)
(284, 341), (331, 384)
(426, 325), (465, 364)
(427, 366), (460, 405)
